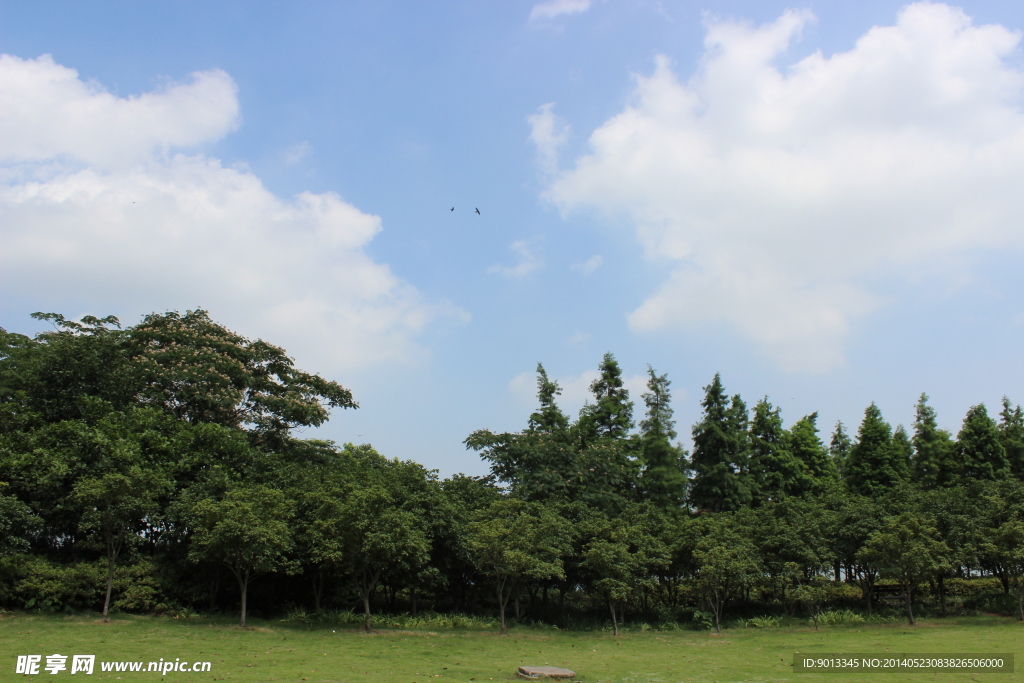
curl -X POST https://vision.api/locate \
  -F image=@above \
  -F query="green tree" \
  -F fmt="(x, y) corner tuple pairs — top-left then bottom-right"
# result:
(956, 404), (1009, 483)
(185, 485), (295, 627)
(467, 499), (570, 634)
(337, 484), (431, 632)
(577, 353), (634, 443)
(829, 421), (852, 480)
(983, 519), (1024, 620)
(858, 512), (950, 625)
(998, 398), (1024, 481)
(72, 411), (170, 622)
(911, 394), (956, 489)
(637, 367), (687, 508)
(788, 413), (838, 492)
(689, 374), (750, 512)
(527, 364), (570, 435)
(582, 505), (667, 635)
(748, 398), (809, 503)
(127, 309), (357, 442)
(692, 514), (761, 632)
(845, 404), (907, 496)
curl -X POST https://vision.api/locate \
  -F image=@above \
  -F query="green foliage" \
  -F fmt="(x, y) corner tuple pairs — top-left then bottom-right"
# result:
(911, 394), (956, 489)
(467, 498), (570, 633)
(748, 398), (810, 503)
(829, 421), (852, 480)
(578, 353), (634, 442)
(845, 403), (908, 496)
(185, 484), (296, 626)
(998, 397), (1024, 480)
(689, 374), (751, 512)
(857, 512), (951, 624)
(956, 404), (1010, 482)
(637, 367), (687, 509)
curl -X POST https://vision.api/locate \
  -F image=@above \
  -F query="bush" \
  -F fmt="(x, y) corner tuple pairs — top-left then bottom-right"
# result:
(817, 609), (865, 625)
(8, 557), (103, 612)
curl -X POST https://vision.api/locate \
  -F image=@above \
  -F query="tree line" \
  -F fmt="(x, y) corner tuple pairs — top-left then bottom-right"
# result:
(1, 310), (1022, 632)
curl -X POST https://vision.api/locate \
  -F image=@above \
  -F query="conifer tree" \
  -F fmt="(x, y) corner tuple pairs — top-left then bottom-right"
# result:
(830, 421), (852, 480)
(747, 398), (808, 503)
(999, 397), (1024, 480)
(637, 366), (687, 508)
(689, 374), (750, 511)
(578, 353), (634, 441)
(911, 393), (955, 489)
(789, 413), (837, 491)
(527, 363), (569, 435)
(956, 404), (1010, 482)
(845, 403), (907, 496)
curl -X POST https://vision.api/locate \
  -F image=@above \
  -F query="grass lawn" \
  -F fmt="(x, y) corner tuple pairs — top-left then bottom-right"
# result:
(1, 613), (1020, 683)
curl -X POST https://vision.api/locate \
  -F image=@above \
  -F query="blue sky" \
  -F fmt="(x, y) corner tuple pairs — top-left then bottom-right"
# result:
(4, 0), (1024, 477)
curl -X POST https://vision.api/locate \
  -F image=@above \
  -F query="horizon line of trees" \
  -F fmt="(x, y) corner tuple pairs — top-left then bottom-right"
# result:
(1, 310), (1023, 633)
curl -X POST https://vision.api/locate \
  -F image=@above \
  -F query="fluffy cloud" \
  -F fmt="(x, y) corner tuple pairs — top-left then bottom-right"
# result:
(488, 240), (542, 277)
(540, 3), (1024, 371)
(527, 103), (569, 176)
(529, 0), (592, 22)
(571, 254), (604, 275)
(0, 54), (461, 372)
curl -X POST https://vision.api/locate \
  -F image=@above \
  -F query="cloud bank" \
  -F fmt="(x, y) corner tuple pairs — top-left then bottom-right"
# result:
(529, 0), (592, 22)
(538, 3), (1024, 371)
(0, 54), (460, 372)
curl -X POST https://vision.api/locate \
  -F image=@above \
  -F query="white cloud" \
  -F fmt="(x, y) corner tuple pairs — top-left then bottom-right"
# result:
(567, 330), (591, 346)
(0, 54), (239, 169)
(283, 141), (312, 165)
(488, 240), (542, 277)
(541, 3), (1024, 371)
(0, 54), (463, 373)
(571, 254), (604, 275)
(529, 0), (592, 22)
(527, 103), (569, 176)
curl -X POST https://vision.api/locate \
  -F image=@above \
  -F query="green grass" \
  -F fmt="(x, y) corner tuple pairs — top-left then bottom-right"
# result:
(0, 613), (1021, 683)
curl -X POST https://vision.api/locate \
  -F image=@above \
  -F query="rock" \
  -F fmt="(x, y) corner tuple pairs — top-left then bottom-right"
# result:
(517, 666), (576, 679)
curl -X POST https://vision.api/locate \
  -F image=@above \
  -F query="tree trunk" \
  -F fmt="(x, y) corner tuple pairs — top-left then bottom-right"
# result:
(498, 578), (507, 635)
(362, 590), (373, 632)
(937, 574), (947, 617)
(312, 568), (324, 614)
(904, 584), (915, 626)
(234, 567), (249, 628)
(102, 529), (122, 624)
(608, 595), (619, 637)
(102, 554), (115, 624)
(208, 573), (220, 613)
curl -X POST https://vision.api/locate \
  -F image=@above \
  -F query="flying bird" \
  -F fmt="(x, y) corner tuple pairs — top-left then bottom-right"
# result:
(475, 208), (481, 215)
(450, 207), (454, 211)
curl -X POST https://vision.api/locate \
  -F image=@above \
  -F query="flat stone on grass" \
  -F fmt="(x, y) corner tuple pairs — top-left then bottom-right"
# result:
(517, 665), (576, 679)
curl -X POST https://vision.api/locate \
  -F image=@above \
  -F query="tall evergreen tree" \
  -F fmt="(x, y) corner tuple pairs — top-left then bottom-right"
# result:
(999, 397), (1024, 480)
(892, 425), (913, 478)
(830, 422), (852, 480)
(747, 398), (807, 503)
(637, 366), (687, 508)
(956, 404), (1010, 482)
(578, 353), (634, 442)
(911, 393), (955, 489)
(845, 403), (907, 497)
(788, 413), (837, 491)
(689, 374), (750, 512)
(526, 364), (569, 435)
